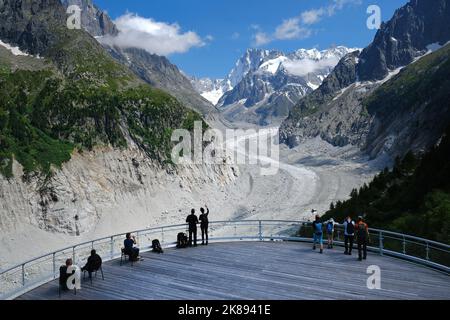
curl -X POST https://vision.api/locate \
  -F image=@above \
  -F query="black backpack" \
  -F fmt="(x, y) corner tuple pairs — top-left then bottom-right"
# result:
(177, 232), (188, 248)
(152, 239), (163, 253)
(346, 221), (355, 235)
(357, 223), (367, 238)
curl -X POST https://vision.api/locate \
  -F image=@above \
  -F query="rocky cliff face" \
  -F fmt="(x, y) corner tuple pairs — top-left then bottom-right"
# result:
(0, 0), (235, 242)
(280, 51), (373, 148)
(61, 0), (118, 37)
(0, 0), (67, 55)
(106, 46), (216, 116)
(358, 0), (450, 81)
(0, 143), (237, 237)
(281, 0), (450, 160)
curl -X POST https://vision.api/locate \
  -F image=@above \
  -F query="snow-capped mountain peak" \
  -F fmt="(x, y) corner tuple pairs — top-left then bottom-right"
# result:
(190, 46), (360, 116)
(226, 48), (282, 87)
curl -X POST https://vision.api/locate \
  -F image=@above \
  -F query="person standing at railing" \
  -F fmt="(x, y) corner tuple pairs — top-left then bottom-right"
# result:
(326, 218), (337, 249)
(312, 214), (324, 254)
(186, 209), (199, 247)
(355, 216), (370, 261)
(199, 205), (209, 246)
(343, 216), (355, 255)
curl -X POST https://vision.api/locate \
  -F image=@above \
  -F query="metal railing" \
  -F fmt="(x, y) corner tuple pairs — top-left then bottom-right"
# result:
(1, 220), (449, 300)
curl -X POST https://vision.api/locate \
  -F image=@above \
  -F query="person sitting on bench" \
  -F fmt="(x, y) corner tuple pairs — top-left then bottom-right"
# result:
(124, 233), (140, 261)
(59, 258), (73, 290)
(81, 250), (102, 277)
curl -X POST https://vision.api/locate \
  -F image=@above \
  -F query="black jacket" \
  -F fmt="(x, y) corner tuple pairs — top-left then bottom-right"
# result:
(199, 208), (209, 226)
(84, 254), (102, 272)
(186, 214), (199, 229)
(59, 266), (73, 289)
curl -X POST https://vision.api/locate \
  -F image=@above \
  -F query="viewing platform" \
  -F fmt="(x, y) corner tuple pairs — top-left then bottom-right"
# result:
(15, 241), (450, 300)
(1, 221), (449, 300)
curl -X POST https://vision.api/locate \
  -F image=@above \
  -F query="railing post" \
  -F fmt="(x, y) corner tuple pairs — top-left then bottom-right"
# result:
(72, 246), (76, 264)
(161, 228), (164, 245)
(403, 237), (406, 255)
(22, 264), (25, 286)
(426, 242), (430, 260)
(379, 231), (383, 256)
(91, 241), (94, 250)
(259, 221), (263, 241)
(52, 253), (56, 279)
(110, 236), (114, 260)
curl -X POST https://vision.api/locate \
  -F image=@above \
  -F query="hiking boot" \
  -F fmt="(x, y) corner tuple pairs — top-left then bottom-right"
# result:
(313, 245), (316, 250)
(320, 249), (323, 254)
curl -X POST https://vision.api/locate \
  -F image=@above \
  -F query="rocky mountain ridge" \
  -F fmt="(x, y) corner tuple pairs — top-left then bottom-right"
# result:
(280, 0), (450, 160)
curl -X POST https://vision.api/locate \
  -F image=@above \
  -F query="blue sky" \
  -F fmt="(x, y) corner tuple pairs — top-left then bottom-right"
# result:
(95, 0), (408, 79)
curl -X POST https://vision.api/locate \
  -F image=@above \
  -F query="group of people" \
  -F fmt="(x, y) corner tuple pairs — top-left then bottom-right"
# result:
(186, 205), (210, 246)
(59, 206), (372, 293)
(121, 204), (210, 263)
(59, 250), (103, 290)
(311, 210), (371, 261)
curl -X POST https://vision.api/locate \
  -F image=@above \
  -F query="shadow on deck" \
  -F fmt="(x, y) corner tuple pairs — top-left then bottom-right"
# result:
(16, 241), (450, 300)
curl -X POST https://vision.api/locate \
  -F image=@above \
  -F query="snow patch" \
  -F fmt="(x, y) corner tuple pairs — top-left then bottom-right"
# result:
(258, 56), (288, 74)
(201, 88), (225, 105)
(0, 40), (30, 56)
(307, 82), (319, 90)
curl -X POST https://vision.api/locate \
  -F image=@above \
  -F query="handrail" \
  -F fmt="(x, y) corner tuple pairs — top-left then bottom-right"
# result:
(1, 219), (449, 300)
(2, 220), (447, 275)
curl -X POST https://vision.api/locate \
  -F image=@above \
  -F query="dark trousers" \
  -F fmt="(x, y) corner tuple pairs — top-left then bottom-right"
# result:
(188, 227), (197, 246)
(125, 247), (140, 261)
(358, 238), (367, 260)
(201, 224), (208, 244)
(344, 235), (354, 253)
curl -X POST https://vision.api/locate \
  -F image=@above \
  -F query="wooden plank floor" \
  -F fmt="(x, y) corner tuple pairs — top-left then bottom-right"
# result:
(17, 241), (450, 300)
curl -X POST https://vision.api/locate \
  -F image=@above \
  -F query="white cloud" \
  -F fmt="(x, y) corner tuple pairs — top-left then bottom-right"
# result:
(253, 0), (361, 46)
(282, 56), (341, 77)
(231, 32), (240, 40)
(99, 13), (205, 56)
(254, 32), (272, 46)
(275, 18), (312, 40)
(301, 8), (326, 25)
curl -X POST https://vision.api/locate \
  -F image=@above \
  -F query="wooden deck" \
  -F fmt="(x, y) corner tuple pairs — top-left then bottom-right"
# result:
(17, 241), (450, 300)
